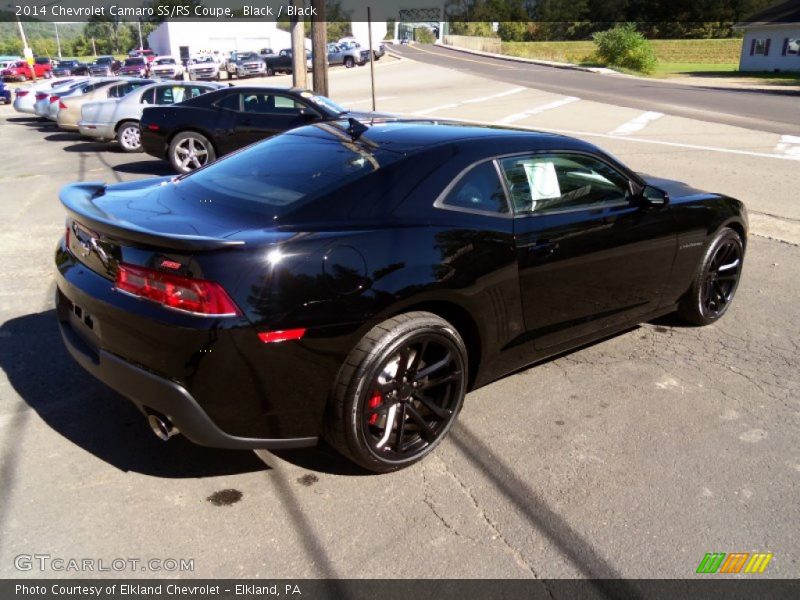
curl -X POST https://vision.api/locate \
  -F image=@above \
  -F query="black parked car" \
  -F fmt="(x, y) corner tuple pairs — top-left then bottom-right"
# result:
(53, 59), (89, 77)
(140, 86), (382, 173)
(55, 120), (747, 473)
(88, 56), (121, 77)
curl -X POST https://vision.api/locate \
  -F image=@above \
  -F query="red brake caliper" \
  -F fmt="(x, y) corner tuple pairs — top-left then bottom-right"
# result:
(367, 391), (382, 425)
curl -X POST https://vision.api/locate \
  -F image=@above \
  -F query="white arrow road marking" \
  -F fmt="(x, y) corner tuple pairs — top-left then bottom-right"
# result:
(610, 111), (664, 135)
(496, 96), (581, 124)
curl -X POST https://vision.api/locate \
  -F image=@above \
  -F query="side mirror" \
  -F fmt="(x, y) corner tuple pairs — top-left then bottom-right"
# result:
(642, 185), (669, 207)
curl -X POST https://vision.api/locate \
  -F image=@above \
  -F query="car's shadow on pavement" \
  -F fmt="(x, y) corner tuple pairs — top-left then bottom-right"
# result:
(113, 160), (175, 177)
(44, 132), (83, 143)
(0, 309), (268, 478)
(63, 141), (121, 153)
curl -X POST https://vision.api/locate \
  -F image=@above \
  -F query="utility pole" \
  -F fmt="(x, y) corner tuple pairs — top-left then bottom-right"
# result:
(137, 20), (144, 50)
(367, 7), (376, 111)
(290, 0), (306, 88)
(311, 0), (327, 97)
(54, 22), (62, 60)
(92, 37), (97, 57)
(16, 16), (36, 82)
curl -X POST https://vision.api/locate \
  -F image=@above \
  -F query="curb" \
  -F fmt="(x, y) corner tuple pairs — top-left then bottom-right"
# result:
(433, 42), (618, 74)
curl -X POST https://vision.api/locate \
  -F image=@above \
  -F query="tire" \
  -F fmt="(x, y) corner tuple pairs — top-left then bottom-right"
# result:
(679, 227), (744, 326)
(169, 131), (216, 174)
(326, 312), (468, 473)
(116, 121), (142, 153)
(266, 66), (274, 77)
(344, 56), (355, 68)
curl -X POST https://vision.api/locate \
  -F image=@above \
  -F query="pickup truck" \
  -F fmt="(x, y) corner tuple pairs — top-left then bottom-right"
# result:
(224, 51), (266, 79)
(326, 43), (366, 68)
(1, 60), (52, 82)
(264, 49), (312, 76)
(186, 55), (220, 81)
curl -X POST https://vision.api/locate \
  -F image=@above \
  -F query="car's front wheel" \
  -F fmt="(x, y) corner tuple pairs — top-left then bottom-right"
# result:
(327, 312), (467, 473)
(679, 227), (744, 325)
(169, 131), (216, 174)
(344, 56), (355, 68)
(116, 121), (142, 152)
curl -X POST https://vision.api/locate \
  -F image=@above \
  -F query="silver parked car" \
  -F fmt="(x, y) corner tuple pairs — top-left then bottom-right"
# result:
(13, 78), (83, 114)
(78, 81), (224, 152)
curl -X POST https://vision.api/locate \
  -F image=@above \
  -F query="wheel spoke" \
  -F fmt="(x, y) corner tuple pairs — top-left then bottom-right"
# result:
(395, 347), (411, 381)
(365, 402), (391, 416)
(406, 405), (437, 442)
(413, 393), (453, 420)
(408, 340), (428, 375)
(414, 352), (452, 381)
(419, 370), (460, 391)
(394, 404), (407, 453)
(717, 258), (740, 272)
(375, 404), (398, 449)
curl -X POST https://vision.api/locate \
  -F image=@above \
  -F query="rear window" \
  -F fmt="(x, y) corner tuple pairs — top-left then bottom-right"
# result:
(179, 132), (402, 215)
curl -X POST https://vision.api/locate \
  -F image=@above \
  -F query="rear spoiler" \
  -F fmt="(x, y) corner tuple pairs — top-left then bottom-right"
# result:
(60, 182), (245, 251)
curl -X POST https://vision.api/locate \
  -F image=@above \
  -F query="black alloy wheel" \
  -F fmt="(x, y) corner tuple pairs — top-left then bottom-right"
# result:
(680, 227), (744, 325)
(327, 312), (467, 472)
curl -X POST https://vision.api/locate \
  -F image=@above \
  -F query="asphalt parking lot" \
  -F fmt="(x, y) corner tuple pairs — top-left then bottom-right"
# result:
(0, 51), (798, 581)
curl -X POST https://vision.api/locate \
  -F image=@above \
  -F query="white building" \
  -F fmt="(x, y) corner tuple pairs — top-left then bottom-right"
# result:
(735, 0), (800, 72)
(148, 22), (293, 59)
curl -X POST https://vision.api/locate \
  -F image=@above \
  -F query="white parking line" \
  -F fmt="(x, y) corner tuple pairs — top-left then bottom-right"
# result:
(461, 87), (525, 104)
(534, 127), (800, 162)
(497, 96), (581, 124)
(610, 111), (664, 135)
(774, 135), (800, 157)
(410, 87), (526, 116)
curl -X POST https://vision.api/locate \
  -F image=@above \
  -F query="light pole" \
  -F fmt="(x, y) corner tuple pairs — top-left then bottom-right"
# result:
(54, 22), (62, 59)
(137, 20), (144, 50)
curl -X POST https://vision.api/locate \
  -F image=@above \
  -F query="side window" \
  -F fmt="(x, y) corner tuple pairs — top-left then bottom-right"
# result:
(153, 86), (176, 104)
(216, 93), (241, 111)
(139, 88), (156, 104)
(439, 161), (509, 215)
(242, 93), (274, 114)
(184, 86), (206, 99)
(500, 153), (632, 215)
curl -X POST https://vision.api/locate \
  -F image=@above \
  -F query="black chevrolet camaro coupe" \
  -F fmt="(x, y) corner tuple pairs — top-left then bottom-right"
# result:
(55, 120), (747, 472)
(140, 86), (380, 174)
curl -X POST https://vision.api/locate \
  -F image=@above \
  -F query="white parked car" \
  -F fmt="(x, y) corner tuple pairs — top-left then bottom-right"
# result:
(187, 55), (220, 81)
(34, 78), (92, 118)
(13, 78), (83, 114)
(150, 56), (184, 80)
(78, 81), (223, 152)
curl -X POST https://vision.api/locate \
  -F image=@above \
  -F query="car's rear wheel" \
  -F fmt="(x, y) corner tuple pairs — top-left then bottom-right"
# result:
(679, 227), (744, 326)
(266, 66), (274, 76)
(169, 131), (216, 174)
(344, 56), (355, 68)
(326, 312), (467, 473)
(116, 121), (142, 152)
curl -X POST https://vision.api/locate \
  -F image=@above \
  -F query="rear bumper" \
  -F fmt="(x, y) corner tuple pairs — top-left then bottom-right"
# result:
(58, 300), (318, 450)
(78, 121), (114, 140)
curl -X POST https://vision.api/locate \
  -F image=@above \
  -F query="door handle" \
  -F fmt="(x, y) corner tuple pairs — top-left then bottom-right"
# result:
(527, 241), (558, 256)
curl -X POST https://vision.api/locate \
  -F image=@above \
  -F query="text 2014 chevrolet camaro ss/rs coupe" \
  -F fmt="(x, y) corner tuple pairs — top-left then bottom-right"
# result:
(55, 119), (747, 473)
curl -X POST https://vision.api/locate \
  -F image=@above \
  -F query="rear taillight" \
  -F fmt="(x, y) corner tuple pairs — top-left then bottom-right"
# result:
(35, 93), (47, 100)
(49, 95), (58, 103)
(59, 100), (67, 109)
(146, 124), (160, 131)
(114, 263), (240, 317)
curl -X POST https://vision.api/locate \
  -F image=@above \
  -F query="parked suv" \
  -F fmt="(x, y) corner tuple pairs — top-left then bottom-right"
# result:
(224, 51), (266, 79)
(187, 55), (220, 81)
(88, 56), (121, 77)
(150, 56), (184, 79)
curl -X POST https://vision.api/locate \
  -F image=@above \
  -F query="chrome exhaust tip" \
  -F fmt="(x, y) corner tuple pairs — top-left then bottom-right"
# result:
(147, 413), (179, 441)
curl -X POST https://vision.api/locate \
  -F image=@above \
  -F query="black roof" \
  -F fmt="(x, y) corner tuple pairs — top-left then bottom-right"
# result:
(737, 0), (800, 25)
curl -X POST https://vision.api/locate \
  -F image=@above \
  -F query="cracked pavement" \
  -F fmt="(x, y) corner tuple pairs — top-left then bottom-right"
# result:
(0, 55), (798, 582)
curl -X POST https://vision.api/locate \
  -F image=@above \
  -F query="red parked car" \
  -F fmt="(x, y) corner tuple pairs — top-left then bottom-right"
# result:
(1, 60), (52, 82)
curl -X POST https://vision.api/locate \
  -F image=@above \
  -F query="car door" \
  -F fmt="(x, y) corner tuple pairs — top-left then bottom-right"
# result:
(234, 92), (317, 146)
(501, 151), (676, 350)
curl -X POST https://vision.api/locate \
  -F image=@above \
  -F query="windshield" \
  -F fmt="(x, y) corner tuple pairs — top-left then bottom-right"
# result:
(59, 61), (78, 67)
(306, 94), (347, 115)
(155, 58), (176, 65)
(179, 132), (399, 216)
(192, 57), (213, 64)
(124, 58), (145, 66)
(237, 53), (259, 61)
(96, 57), (113, 64)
